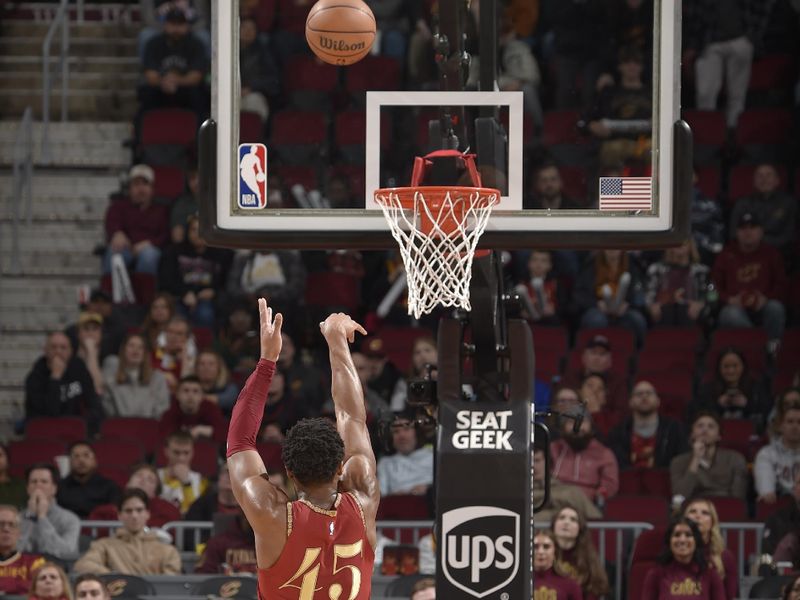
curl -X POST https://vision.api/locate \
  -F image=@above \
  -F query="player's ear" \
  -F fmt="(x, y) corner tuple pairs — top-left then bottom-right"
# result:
(337, 462), (345, 478)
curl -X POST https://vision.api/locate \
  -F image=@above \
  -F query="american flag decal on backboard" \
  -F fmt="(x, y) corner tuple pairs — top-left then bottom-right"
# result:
(598, 177), (652, 211)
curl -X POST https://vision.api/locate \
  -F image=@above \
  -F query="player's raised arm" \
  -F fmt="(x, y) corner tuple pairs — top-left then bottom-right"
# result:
(320, 314), (380, 522)
(226, 299), (287, 530)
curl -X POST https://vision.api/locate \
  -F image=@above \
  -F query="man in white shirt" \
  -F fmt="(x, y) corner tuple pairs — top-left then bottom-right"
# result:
(377, 410), (433, 496)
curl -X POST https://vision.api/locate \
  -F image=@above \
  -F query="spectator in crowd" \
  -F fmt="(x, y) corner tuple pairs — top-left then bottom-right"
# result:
(642, 518), (725, 599)
(56, 442), (120, 519)
(518, 250), (566, 325)
(239, 16), (280, 123)
(73, 575), (111, 600)
(532, 529), (584, 600)
(88, 463), (180, 527)
(681, 498), (738, 599)
(28, 562), (72, 600)
(572, 249), (647, 345)
(185, 465), (239, 522)
(551, 505), (611, 599)
(0, 505), (44, 595)
(73, 312), (106, 395)
(608, 379), (687, 470)
(103, 164), (169, 277)
(773, 527), (800, 572)
(712, 211), (787, 353)
(684, 0), (773, 128)
(579, 373), (616, 436)
(74, 489), (181, 575)
(563, 335), (629, 419)
(65, 289), (125, 363)
(259, 370), (308, 444)
(158, 375), (227, 444)
(226, 249), (307, 332)
(768, 388), (800, 441)
(194, 509), (256, 574)
(533, 448), (602, 527)
(695, 348), (770, 430)
(138, 1), (210, 60)
(102, 333), (170, 418)
(690, 169), (725, 264)
(754, 406), (800, 503)
(214, 302), (260, 376)
(157, 432), (208, 514)
(323, 173), (358, 209)
(170, 164), (199, 244)
(670, 412), (748, 502)
(158, 215), (233, 328)
(781, 574), (800, 600)
(0, 445), (26, 507)
(729, 163), (797, 258)
(277, 332), (327, 416)
(390, 335), (439, 412)
(139, 8), (207, 118)
(526, 163), (582, 210)
(195, 350), (239, 414)
(606, 0), (653, 61)
(24, 332), (102, 435)
(141, 292), (176, 350)
(585, 46), (652, 168)
(151, 315), (196, 393)
(361, 337), (404, 411)
(377, 410), (434, 497)
(369, 0), (411, 62)
(645, 240), (709, 327)
(548, 0), (610, 108)
(19, 464), (80, 561)
(551, 413), (620, 504)
(321, 352), (389, 425)
(409, 577), (436, 600)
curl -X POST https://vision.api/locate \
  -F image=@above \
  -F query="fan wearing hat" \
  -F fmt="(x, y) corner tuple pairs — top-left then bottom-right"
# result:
(139, 6), (207, 118)
(712, 210), (787, 353)
(74, 312), (105, 396)
(103, 164), (169, 277)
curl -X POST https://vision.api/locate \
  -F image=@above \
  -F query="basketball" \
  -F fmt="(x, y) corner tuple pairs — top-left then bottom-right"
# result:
(305, 0), (376, 66)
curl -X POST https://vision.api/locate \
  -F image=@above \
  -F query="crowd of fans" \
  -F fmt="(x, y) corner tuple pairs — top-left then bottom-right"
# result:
(2, 0), (800, 598)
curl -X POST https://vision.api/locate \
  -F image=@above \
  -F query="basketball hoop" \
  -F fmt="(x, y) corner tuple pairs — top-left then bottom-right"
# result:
(374, 151), (500, 319)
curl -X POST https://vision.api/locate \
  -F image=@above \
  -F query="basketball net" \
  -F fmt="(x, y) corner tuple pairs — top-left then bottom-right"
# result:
(375, 151), (500, 319)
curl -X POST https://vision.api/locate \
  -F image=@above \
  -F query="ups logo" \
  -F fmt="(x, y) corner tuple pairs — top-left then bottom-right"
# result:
(106, 580), (128, 597)
(218, 581), (242, 598)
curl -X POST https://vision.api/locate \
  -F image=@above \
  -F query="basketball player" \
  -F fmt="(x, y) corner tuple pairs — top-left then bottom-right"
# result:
(226, 299), (379, 599)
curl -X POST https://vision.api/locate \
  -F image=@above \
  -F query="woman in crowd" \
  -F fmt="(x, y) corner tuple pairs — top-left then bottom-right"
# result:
(696, 347), (769, 431)
(643, 518), (726, 599)
(782, 574), (800, 600)
(533, 529), (584, 599)
(645, 239), (709, 327)
(550, 505), (610, 599)
(681, 498), (738, 599)
(579, 373), (615, 437)
(214, 302), (260, 376)
(768, 387), (800, 440)
(195, 350), (239, 414)
(670, 412), (748, 501)
(102, 333), (169, 418)
(140, 292), (176, 349)
(28, 563), (72, 600)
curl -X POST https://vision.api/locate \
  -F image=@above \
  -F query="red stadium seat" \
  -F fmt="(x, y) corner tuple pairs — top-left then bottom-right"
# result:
(619, 469), (644, 494)
(748, 54), (795, 92)
(708, 497), (747, 521)
(26, 417), (87, 445)
(780, 329), (800, 353)
(334, 110), (391, 163)
(283, 55), (339, 109)
(719, 419), (757, 459)
(636, 348), (696, 377)
(557, 165), (589, 204)
(377, 495), (430, 520)
(605, 495), (670, 526)
(305, 272), (362, 313)
(530, 325), (568, 380)
(643, 327), (702, 352)
(728, 164), (788, 203)
(100, 418), (161, 456)
(192, 326), (214, 351)
(682, 110), (725, 165)
(272, 165), (318, 193)
(542, 110), (583, 146)
(376, 327), (431, 374)
(92, 439), (146, 469)
(7, 439), (65, 478)
(239, 111), (264, 144)
(96, 465), (131, 489)
(628, 561), (657, 600)
(345, 56), (400, 95)
(141, 109), (198, 146)
(269, 110), (327, 165)
(755, 495), (794, 521)
(256, 442), (284, 472)
(630, 527), (667, 563)
(735, 109), (792, 145)
(704, 332), (768, 380)
(328, 164), (365, 201)
(694, 166), (722, 200)
(151, 165), (185, 201)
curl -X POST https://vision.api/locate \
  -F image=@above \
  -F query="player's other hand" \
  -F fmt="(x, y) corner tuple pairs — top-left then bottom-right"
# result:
(259, 298), (283, 361)
(320, 313), (367, 343)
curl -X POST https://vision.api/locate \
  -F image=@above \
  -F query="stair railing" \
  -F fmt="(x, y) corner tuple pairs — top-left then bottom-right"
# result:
(6, 107), (34, 277)
(41, 0), (71, 164)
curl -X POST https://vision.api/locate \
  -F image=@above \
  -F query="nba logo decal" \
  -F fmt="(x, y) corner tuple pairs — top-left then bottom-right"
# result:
(238, 143), (268, 209)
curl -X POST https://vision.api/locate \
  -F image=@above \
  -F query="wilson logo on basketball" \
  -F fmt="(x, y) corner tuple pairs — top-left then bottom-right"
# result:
(318, 37), (366, 52)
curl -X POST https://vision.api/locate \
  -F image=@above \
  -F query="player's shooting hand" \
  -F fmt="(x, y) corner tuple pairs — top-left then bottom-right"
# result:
(320, 313), (367, 343)
(259, 298), (283, 361)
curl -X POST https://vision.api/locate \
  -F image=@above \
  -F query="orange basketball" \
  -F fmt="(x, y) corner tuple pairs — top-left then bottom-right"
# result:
(305, 0), (376, 66)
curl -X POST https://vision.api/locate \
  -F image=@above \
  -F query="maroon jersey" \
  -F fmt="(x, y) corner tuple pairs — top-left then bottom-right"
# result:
(258, 492), (374, 600)
(643, 562), (726, 599)
(0, 552), (45, 594)
(534, 567), (584, 599)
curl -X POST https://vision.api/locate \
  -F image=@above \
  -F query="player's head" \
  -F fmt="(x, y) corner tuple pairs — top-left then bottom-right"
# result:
(282, 418), (345, 487)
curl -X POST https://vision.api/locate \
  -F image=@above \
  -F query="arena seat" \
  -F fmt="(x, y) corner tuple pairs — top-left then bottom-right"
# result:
(557, 165), (589, 204)
(682, 110), (725, 165)
(92, 439), (146, 469)
(100, 417), (161, 457)
(140, 108), (197, 166)
(7, 439), (65, 478)
(283, 55), (340, 110)
(256, 442), (284, 472)
(377, 495), (430, 520)
(719, 419), (757, 460)
(334, 110), (391, 164)
(269, 110), (328, 165)
(755, 494), (794, 521)
(151, 164), (185, 202)
(576, 327), (636, 357)
(643, 327), (702, 352)
(192, 326), (214, 351)
(708, 497), (748, 521)
(605, 495), (669, 526)
(189, 576), (257, 599)
(26, 416), (87, 445)
(305, 271), (362, 313)
(239, 110), (264, 144)
(694, 165), (722, 199)
(627, 527), (666, 600)
(272, 164), (319, 193)
(542, 111), (593, 166)
(376, 326), (431, 374)
(728, 164), (788, 203)
(345, 55), (401, 99)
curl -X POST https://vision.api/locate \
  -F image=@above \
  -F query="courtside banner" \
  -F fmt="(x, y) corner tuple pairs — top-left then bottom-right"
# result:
(436, 398), (531, 598)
